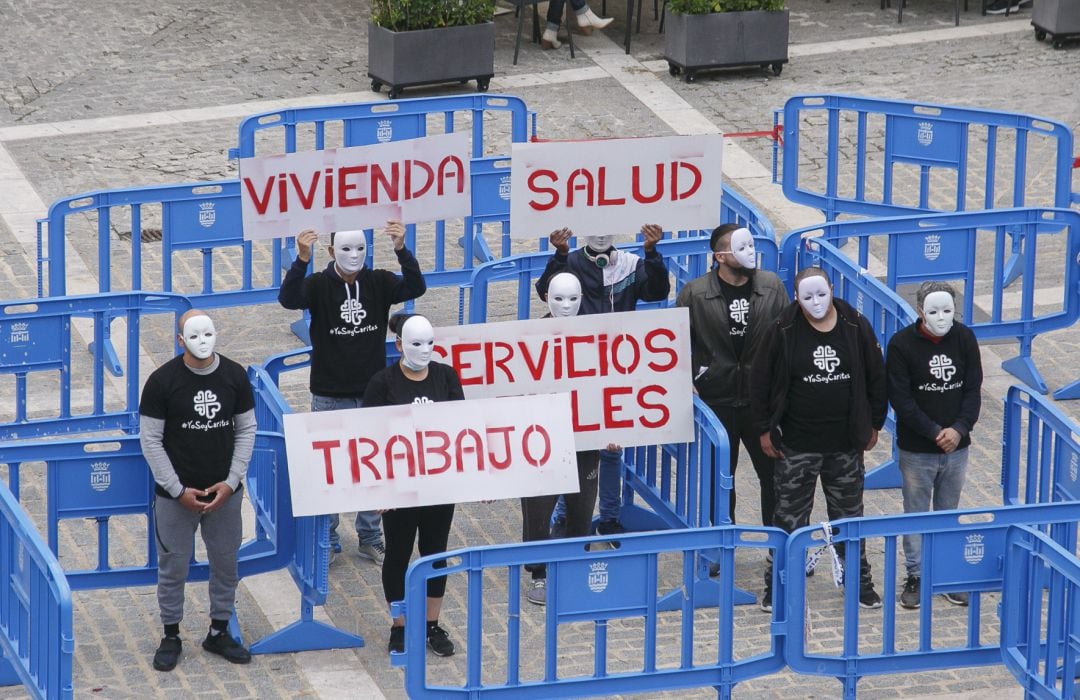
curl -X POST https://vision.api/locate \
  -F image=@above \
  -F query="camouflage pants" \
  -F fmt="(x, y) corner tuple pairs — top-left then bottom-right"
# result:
(765, 446), (873, 588)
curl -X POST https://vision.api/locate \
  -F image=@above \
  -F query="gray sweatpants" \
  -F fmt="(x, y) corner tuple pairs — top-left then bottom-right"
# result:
(154, 492), (243, 625)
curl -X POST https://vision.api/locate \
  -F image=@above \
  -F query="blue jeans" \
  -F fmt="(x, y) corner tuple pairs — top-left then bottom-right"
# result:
(900, 447), (969, 577)
(311, 394), (384, 547)
(552, 447), (623, 527)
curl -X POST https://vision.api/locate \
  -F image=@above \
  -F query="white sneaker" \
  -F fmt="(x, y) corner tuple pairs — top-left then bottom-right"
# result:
(358, 542), (385, 565)
(576, 8), (613, 34)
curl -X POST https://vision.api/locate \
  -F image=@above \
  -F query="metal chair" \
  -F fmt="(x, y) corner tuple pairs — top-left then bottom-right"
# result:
(511, 0), (577, 64)
(886, 0), (972, 26)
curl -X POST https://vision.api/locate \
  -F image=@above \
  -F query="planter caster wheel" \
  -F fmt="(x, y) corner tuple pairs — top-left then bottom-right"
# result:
(370, 79), (382, 93)
(388, 87), (402, 99)
(771, 62), (783, 76)
(1034, 29), (1046, 41)
(1053, 40), (1065, 49)
(668, 62), (680, 76)
(476, 78), (490, 92)
(684, 70), (696, 83)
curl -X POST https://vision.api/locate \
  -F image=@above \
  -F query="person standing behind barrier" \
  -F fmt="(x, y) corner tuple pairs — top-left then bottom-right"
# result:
(887, 281), (982, 610)
(676, 224), (787, 529)
(139, 310), (256, 672)
(536, 225), (670, 539)
(366, 313), (464, 657)
(278, 222), (426, 566)
(520, 272), (600, 606)
(750, 267), (887, 613)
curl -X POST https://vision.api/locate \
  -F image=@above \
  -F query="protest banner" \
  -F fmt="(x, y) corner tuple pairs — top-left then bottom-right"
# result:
(284, 393), (578, 516)
(508, 134), (722, 238)
(431, 307), (693, 450)
(239, 131), (471, 240)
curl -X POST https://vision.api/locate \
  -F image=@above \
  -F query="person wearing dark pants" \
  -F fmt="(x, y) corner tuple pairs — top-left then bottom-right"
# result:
(887, 281), (982, 609)
(364, 314), (464, 657)
(676, 224), (787, 528)
(139, 310), (256, 672)
(751, 267), (888, 613)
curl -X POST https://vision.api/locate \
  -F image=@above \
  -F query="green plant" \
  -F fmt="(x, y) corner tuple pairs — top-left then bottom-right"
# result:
(372, 0), (496, 31)
(666, 0), (784, 14)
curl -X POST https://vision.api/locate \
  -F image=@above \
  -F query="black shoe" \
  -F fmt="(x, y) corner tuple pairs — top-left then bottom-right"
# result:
(388, 626), (405, 654)
(859, 584), (883, 609)
(942, 591), (969, 606)
(900, 575), (921, 609)
(426, 623), (455, 657)
(595, 519), (625, 536)
(760, 586), (773, 613)
(708, 562), (720, 577)
(202, 630), (252, 664)
(152, 636), (182, 672)
(986, 0), (1020, 13)
(549, 517), (567, 539)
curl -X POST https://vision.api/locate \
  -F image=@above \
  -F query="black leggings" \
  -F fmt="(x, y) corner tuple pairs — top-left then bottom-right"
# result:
(381, 503), (455, 605)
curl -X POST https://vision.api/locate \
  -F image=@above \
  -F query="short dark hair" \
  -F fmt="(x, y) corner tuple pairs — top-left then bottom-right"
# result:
(794, 266), (830, 289)
(709, 223), (741, 253)
(915, 281), (957, 310)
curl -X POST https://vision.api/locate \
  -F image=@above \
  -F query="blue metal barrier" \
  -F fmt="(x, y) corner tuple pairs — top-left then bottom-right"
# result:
(780, 95), (1077, 222)
(0, 293), (190, 440)
(785, 502), (1080, 700)
(0, 483), (73, 699)
(1001, 525), (1080, 700)
(391, 526), (787, 699)
(779, 208), (1080, 395)
(1001, 385), (1080, 507)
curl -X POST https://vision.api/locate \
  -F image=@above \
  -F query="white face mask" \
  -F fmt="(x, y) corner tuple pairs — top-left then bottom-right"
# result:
(920, 290), (955, 337)
(400, 316), (435, 371)
(547, 273), (582, 318)
(583, 234), (615, 252)
(797, 276), (833, 321)
(332, 230), (367, 274)
(727, 228), (757, 270)
(181, 315), (217, 360)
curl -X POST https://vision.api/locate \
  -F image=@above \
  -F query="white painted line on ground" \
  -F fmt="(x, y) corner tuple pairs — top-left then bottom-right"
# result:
(788, 17), (1030, 57)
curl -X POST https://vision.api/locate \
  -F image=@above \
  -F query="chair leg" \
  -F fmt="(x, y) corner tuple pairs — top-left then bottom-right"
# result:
(897, 0), (904, 23)
(514, 3), (525, 65)
(636, 0), (643, 33)
(625, 0), (634, 53)
(956, 0), (960, 25)
(659, 0), (667, 32)
(566, 1), (576, 59)
(532, 4), (541, 43)
(653, 0), (659, 20)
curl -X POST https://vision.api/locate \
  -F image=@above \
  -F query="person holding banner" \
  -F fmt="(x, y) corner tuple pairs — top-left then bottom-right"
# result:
(365, 313), (464, 657)
(139, 310), (256, 671)
(677, 225), (787, 530)
(278, 222), (426, 565)
(536, 224), (670, 540)
(750, 267), (887, 613)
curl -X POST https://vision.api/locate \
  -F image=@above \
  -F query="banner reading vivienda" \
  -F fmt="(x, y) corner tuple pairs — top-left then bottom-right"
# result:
(508, 134), (723, 238)
(284, 393), (578, 516)
(432, 307), (693, 450)
(239, 131), (471, 240)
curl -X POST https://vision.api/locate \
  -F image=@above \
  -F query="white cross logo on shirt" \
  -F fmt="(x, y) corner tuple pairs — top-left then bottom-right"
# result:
(813, 345), (840, 373)
(339, 299), (367, 326)
(193, 389), (221, 420)
(929, 354), (956, 382)
(729, 298), (749, 325)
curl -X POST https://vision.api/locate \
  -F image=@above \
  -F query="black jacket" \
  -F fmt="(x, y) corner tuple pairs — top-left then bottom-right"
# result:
(535, 246), (670, 315)
(750, 298), (888, 451)
(676, 269), (787, 407)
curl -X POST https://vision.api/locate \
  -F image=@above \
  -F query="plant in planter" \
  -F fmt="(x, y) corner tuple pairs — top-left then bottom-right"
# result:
(664, 0), (789, 83)
(369, 0), (497, 98)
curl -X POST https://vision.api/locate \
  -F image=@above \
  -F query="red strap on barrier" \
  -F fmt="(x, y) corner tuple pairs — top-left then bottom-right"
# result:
(1073, 156), (1079, 168)
(724, 124), (784, 146)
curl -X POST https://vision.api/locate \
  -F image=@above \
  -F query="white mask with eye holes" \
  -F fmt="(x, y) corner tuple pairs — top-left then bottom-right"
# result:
(728, 228), (757, 270)
(332, 230), (367, 275)
(181, 315), (217, 360)
(920, 290), (955, 337)
(797, 275), (833, 321)
(400, 316), (435, 372)
(547, 272), (582, 318)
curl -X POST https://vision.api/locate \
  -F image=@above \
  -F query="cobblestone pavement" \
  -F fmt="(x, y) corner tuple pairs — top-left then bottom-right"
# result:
(0, 0), (1077, 697)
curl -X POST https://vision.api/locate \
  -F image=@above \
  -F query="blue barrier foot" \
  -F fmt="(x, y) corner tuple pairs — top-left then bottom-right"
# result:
(656, 574), (756, 611)
(87, 337), (123, 377)
(617, 504), (671, 532)
(1002, 355), (1049, 395)
(865, 460), (902, 490)
(0, 655), (20, 687)
(289, 317), (312, 346)
(250, 619), (364, 655)
(1053, 377), (1080, 401)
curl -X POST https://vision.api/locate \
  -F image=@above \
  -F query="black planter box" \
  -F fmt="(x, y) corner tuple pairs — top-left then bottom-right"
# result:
(1032, 0), (1080, 48)
(368, 21), (495, 98)
(664, 9), (789, 82)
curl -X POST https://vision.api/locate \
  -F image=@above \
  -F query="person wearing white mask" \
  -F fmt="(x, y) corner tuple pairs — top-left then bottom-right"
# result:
(139, 310), (257, 671)
(887, 281), (982, 610)
(676, 225), (787, 532)
(535, 225), (670, 541)
(363, 314), (464, 658)
(750, 267), (887, 613)
(279, 222), (426, 565)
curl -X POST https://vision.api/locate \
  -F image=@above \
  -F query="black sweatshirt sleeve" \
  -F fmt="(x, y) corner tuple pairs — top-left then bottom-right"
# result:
(951, 327), (983, 438)
(749, 321), (781, 436)
(387, 247), (427, 304)
(535, 251), (569, 302)
(635, 248), (671, 302)
(278, 257), (311, 310)
(886, 336), (942, 440)
(860, 317), (888, 431)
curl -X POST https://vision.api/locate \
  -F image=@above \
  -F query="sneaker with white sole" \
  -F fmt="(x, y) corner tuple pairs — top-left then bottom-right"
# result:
(942, 591), (969, 606)
(358, 542), (385, 565)
(526, 578), (547, 606)
(426, 622), (455, 657)
(985, 0), (1020, 13)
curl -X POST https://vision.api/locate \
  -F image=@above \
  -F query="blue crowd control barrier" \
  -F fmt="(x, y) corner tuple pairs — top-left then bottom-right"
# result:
(0, 293), (190, 441)
(1001, 385), (1080, 507)
(0, 483), (73, 700)
(785, 502), (1080, 700)
(391, 526), (787, 699)
(779, 208), (1080, 395)
(780, 94), (1076, 222)
(1001, 525), (1080, 700)
(245, 366), (363, 654)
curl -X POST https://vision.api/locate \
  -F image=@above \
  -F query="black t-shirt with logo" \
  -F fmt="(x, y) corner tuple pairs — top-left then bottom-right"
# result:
(780, 314), (853, 453)
(138, 354), (255, 491)
(362, 361), (465, 408)
(717, 276), (753, 359)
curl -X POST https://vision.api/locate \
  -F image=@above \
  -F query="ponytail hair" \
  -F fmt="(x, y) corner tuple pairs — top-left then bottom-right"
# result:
(388, 312), (417, 337)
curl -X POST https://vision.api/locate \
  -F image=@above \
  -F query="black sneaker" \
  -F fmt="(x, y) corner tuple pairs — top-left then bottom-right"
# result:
(760, 586), (773, 613)
(899, 575), (921, 609)
(152, 636), (182, 672)
(202, 630), (252, 664)
(942, 591), (969, 606)
(388, 626), (405, 654)
(985, 0), (1020, 13)
(859, 584), (883, 609)
(426, 623), (455, 657)
(549, 517), (567, 539)
(595, 519), (625, 536)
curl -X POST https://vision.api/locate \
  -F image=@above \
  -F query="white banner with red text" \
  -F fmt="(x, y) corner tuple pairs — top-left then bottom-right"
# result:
(283, 393), (578, 515)
(239, 131), (471, 240)
(432, 307), (693, 451)
(508, 133), (723, 238)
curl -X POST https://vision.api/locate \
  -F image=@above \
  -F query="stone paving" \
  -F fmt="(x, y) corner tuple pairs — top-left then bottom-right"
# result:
(0, 0), (1078, 697)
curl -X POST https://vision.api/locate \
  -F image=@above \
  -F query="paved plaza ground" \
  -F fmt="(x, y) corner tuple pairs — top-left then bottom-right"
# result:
(1, 0), (1078, 697)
